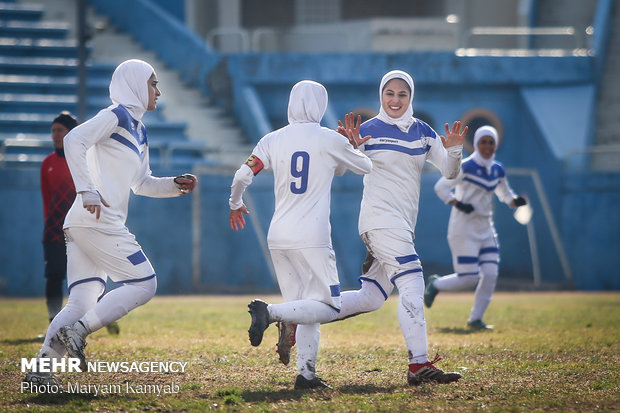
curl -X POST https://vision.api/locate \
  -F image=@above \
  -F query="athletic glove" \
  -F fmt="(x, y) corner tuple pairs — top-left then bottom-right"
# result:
(513, 196), (527, 207)
(174, 173), (197, 194)
(80, 190), (102, 207)
(454, 201), (474, 214)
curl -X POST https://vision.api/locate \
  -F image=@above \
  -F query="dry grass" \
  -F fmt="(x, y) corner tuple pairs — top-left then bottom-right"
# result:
(0, 292), (619, 412)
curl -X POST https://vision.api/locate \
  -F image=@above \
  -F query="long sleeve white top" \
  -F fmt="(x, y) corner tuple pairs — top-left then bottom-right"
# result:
(357, 117), (462, 235)
(434, 155), (516, 218)
(63, 104), (181, 233)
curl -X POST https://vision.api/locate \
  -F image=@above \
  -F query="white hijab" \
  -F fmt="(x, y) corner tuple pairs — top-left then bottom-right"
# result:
(109, 59), (155, 120)
(287, 80), (327, 124)
(472, 125), (498, 173)
(376, 70), (415, 132)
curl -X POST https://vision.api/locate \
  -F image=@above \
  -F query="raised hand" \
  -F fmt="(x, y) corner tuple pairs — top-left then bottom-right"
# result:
(440, 121), (468, 148)
(338, 113), (371, 149)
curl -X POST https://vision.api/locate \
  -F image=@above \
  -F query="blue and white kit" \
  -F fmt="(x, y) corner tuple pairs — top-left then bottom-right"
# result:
(432, 125), (519, 324)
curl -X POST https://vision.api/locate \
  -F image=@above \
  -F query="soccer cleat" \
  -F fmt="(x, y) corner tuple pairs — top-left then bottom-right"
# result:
(248, 299), (271, 347)
(407, 353), (462, 385)
(294, 374), (332, 390)
(56, 325), (87, 371)
(424, 275), (440, 308)
(106, 321), (120, 335)
(467, 319), (494, 330)
(23, 371), (62, 389)
(276, 322), (297, 365)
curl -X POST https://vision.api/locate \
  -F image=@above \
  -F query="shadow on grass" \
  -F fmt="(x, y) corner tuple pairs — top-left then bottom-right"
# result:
(25, 391), (99, 406)
(438, 327), (493, 335)
(338, 383), (399, 394)
(241, 388), (306, 403)
(240, 383), (399, 403)
(1, 336), (44, 345)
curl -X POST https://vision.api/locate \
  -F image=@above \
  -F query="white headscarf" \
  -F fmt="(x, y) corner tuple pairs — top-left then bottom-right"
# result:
(472, 125), (498, 173)
(287, 80), (328, 124)
(109, 59), (155, 120)
(376, 70), (415, 132)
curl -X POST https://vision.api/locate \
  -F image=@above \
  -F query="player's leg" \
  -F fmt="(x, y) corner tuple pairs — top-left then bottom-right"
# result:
(426, 233), (480, 308)
(25, 239), (104, 385)
(293, 323), (331, 389)
(43, 242), (67, 323)
(468, 242), (500, 330)
(56, 228), (157, 368)
(249, 248), (341, 347)
(335, 256), (390, 320)
(367, 228), (461, 385)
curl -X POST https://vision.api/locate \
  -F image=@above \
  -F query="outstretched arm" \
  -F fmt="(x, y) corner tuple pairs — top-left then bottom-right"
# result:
(229, 155), (264, 231)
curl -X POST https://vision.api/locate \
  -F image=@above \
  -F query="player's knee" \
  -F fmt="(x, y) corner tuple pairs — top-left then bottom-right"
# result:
(360, 284), (385, 311)
(66, 282), (102, 313)
(480, 264), (498, 282)
(134, 277), (157, 304)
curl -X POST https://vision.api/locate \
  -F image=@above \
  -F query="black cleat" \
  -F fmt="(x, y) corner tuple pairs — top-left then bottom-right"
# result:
(294, 374), (332, 390)
(407, 353), (462, 385)
(23, 371), (62, 390)
(56, 325), (87, 371)
(424, 275), (439, 308)
(467, 319), (494, 330)
(248, 299), (271, 346)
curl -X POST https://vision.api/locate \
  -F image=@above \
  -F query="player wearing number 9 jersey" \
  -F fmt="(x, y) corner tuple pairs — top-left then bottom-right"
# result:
(229, 80), (372, 389)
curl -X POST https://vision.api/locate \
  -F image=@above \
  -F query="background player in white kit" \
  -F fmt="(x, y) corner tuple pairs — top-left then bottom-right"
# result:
(229, 80), (372, 390)
(425, 125), (527, 330)
(24, 59), (197, 386)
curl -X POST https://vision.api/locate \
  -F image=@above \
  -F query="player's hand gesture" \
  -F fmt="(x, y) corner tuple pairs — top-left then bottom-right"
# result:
(338, 113), (371, 149)
(80, 190), (109, 220)
(440, 121), (468, 148)
(229, 205), (249, 231)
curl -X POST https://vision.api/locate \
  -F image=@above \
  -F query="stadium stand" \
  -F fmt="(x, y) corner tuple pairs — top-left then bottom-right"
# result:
(0, 0), (196, 168)
(0, 0), (618, 295)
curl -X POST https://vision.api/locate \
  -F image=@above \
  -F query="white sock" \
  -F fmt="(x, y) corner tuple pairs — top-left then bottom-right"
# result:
(41, 281), (102, 354)
(394, 274), (428, 364)
(433, 273), (479, 291)
(336, 282), (385, 320)
(80, 278), (157, 333)
(469, 263), (498, 322)
(268, 300), (338, 324)
(296, 323), (320, 379)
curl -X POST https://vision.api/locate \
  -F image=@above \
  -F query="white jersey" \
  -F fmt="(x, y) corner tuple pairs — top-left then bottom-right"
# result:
(357, 117), (462, 235)
(253, 123), (372, 249)
(63, 104), (181, 233)
(434, 155), (516, 218)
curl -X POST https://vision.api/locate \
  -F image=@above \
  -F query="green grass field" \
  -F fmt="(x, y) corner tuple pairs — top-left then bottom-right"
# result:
(1, 292), (619, 412)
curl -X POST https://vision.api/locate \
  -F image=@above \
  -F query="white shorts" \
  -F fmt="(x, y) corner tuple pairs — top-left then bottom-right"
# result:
(359, 228), (423, 300)
(65, 227), (156, 295)
(270, 247), (341, 311)
(447, 222), (499, 276)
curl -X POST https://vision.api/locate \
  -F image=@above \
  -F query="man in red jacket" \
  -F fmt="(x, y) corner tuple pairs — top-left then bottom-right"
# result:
(40, 112), (79, 323)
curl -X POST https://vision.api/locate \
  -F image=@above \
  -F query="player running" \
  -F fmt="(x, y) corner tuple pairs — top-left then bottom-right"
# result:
(23, 59), (197, 387)
(424, 125), (527, 330)
(276, 70), (466, 386)
(229, 80), (372, 390)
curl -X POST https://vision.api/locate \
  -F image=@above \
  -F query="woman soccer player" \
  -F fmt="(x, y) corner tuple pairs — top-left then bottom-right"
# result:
(424, 125), (527, 330)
